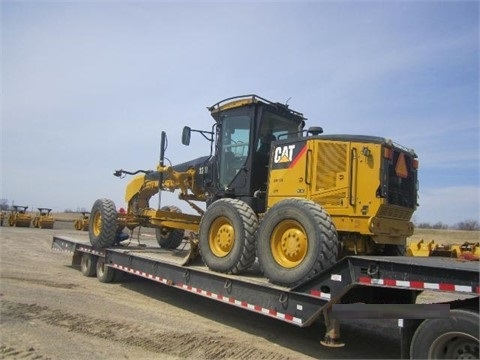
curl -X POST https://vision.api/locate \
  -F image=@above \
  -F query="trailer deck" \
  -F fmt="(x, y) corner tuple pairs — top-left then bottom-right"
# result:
(52, 235), (479, 323)
(51, 234), (479, 358)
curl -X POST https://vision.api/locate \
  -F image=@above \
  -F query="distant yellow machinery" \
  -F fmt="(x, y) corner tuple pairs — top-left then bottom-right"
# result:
(8, 206), (32, 227)
(32, 208), (55, 229)
(0, 211), (5, 226)
(408, 239), (479, 260)
(74, 212), (90, 231)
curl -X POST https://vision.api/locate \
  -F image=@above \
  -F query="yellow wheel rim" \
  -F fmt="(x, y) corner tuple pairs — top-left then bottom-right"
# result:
(209, 216), (235, 258)
(271, 220), (308, 268)
(92, 212), (102, 237)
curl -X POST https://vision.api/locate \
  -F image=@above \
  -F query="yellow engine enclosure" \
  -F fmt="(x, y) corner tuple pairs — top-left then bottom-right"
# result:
(267, 138), (414, 247)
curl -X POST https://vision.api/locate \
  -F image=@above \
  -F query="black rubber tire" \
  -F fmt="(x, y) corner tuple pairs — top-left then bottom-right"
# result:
(199, 198), (258, 274)
(80, 253), (97, 277)
(382, 244), (407, 256)
(155, 205), (184, 249)
(410, 309), (479, 359)
(96, 257), (116, 283)
(89, 198), (118, 248)
(256, 199), (339, 287)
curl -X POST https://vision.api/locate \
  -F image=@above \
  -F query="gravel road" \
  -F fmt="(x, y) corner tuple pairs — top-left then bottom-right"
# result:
(1, 224), (406, 360)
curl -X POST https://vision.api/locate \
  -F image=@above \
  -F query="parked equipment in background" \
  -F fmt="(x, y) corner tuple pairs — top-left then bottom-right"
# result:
(74, 212), (90, 231)
(8, 206), (32, 227)
(32, 208), (55, 229)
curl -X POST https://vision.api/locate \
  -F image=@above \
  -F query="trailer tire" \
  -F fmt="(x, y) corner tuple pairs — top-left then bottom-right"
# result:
(89, 198), (118, 248)
(80, 253), (97, 277)
(156, 205), (184, 249)
(410, 309), (479, 359)
(199, 199), (258, 274)
(256, 199), (339, 287)
(96, 257), (116, 283)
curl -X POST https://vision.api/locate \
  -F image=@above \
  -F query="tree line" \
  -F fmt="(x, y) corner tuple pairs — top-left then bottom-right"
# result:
(415, 220), (479, 231)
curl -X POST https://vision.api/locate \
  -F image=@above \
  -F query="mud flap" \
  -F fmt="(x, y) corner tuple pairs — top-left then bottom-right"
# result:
(398, 319), (421, 359)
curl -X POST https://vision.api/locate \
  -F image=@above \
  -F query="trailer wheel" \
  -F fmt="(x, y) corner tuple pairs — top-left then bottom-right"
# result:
(410, 309), (479, 359)
(156, 205), (184, 249)
(199, 199), (258, 274)
(256, 199), (339, 287)
(80, 253), (97, 277)
(96, 257), (116, 283)
(89, 198), (118, 248)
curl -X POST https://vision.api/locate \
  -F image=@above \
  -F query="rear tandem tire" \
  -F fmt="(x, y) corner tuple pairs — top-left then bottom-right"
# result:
(256, 199), (339, 287)
(80, 253), (97, 277)
(155, 205), (184, 249)
(96, 257), (116, 283)
(199, 199), (258, 274)
(89, 198), (118, 248)
(410, 309), (479, 359)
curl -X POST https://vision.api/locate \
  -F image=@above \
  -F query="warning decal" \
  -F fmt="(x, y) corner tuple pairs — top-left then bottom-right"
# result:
(395, 152), (408, 178)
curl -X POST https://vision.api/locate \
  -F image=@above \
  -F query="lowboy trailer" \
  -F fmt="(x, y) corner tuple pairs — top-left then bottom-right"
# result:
(52, 235), (479, 359)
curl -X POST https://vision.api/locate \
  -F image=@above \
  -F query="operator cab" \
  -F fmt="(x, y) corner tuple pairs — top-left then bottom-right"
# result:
(208, 95), (305, 213)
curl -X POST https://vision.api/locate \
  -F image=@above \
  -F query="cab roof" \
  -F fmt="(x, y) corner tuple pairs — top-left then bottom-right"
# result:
(208, 94), (305, 120)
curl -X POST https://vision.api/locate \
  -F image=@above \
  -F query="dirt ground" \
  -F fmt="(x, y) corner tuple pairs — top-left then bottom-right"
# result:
(0, 221), (478, 359)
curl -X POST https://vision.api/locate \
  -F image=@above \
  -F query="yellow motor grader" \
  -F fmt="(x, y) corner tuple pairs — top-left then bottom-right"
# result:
(90, 94), (424, 287)
(8, 206), (32, 227)
(74, 212), (90, 231)
(32, 208), (55, 229)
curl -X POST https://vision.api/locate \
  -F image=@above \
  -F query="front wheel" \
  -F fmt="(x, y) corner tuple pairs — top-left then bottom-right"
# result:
(199, 199), (258, 274)
(256, 199), (339, 287)
(89, 199), (118, 248)
(410, 309), (479, 359)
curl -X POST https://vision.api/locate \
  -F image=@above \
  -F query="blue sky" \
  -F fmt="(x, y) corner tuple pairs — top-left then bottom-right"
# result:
(1, 1), (478, 225)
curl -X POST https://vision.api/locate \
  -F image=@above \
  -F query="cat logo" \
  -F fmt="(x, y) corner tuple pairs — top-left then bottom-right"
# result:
(274, 145), (296, 163)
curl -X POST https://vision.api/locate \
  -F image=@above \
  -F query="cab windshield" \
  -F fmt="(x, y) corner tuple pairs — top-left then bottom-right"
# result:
(218, 115), (251, 188)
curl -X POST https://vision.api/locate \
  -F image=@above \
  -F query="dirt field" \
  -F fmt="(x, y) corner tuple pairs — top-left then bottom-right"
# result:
(0, 222), (478, 359)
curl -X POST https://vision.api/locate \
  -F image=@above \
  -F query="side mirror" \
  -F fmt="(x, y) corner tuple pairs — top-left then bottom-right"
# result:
(182, 126), (191, 145)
